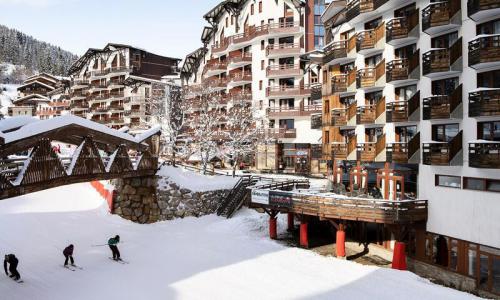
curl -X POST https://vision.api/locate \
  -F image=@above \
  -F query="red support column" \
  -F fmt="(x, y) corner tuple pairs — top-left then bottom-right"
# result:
(269, 217), (277, 239)
(300, 220), (308, 248)
(392, 242), (407, 270)
(287, 213), (294, 231)
(336, 229), (346, 258)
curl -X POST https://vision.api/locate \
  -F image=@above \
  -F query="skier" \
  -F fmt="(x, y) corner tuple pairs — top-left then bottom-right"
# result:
(63, 244), (75, 267)
(4, 254), (20, 281)
(108, 235), (121, 261)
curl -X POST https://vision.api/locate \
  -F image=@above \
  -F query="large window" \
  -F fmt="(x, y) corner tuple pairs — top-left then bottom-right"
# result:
(435, 175), (461, 188)
(313, 0), (327, 49)
(432, 123), (459, 142)
(478, 121), (500, 141)
(464, 177), (500, 193)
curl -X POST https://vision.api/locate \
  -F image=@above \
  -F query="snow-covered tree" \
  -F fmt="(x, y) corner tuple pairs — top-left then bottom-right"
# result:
(187, 85), (226, 174)
(221, 102), (263, 177)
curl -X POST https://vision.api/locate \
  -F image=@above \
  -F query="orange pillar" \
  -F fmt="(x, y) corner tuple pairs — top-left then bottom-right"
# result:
(300, 221), (308, 248)
(287, 213), (294, 231)
(392, 242), (407, 270)
(336, 229), (346, 258)
(269, 217), (277, 239)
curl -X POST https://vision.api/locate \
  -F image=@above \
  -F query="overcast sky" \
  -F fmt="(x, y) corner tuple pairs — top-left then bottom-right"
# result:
(0, 0), (221, 59)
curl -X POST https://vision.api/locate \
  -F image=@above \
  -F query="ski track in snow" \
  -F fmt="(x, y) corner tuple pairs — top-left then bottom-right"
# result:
(0, 183), (478, 300)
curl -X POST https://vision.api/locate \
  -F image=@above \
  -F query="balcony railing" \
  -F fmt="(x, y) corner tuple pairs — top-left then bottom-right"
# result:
(229, 72), (252, 84)
(469, 89), (500, 117)
(323, 36), (356, 64)
(467, 0), (500, 19)
(386, 9), (419, 43)
(204, 60), (228, 73)
(386, 91), (420, 122)
(423, 131), (463, 165)
(357, 135), (386, 162)
(265, 128), (297, 139)
(206, 78), (229, 89)
(356, 60), (385, 88)
(422, 0), (461, 33)
(266, 43), (301, 56)
(422, 38), (462, 76)
(423, 84), (462, 120)
(468, 34), (500, 68)
(330, 108), (348, 126)
(228, 53), (252, 65)
(356, 23), (385, 52)
(346, 0), (389, 22)
(266, 85), (311, 97)
(267, 102), (322, 117)
(469, 141), (500, 168)
(230, 91), (253, 102)
(266, 64), (302, 77)
(386, 51), (420, 83)
(386, 132), (420, 164)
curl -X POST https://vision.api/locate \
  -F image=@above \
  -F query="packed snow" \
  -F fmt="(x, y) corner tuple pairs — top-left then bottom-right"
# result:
(0, 83), (17, 116)
(0, 183), (478, 300)
(157, 165), (239, 192)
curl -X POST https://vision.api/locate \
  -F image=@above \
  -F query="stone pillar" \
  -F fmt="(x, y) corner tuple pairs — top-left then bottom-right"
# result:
(111, 176), (160, 224)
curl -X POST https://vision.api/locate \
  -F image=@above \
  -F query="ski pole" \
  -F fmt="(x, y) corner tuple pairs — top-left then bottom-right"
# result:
(91, 244), (109, 247)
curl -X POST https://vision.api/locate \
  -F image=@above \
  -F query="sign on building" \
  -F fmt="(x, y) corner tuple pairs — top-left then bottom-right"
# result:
(269, 191), (293, 208)
(251, 189), (269, 205)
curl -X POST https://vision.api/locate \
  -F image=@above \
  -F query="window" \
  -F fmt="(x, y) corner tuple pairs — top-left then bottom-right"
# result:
(251, 4), (254, 15)
(225, 17), (228, 27)
(476, 18), (500, 34)
(261, 60), (265, 70)
(464, 177), (500, 192)
(435, 175), (461, 188)
(477, 70), (500, 88)
(432, 123), (459, 142)
(478, 121), (500, 141)
(231, 16), (234, 25)
(261, 40), (265, 50)
(259, 1), (262, 13)
(313, 0), (327, 49)
(259, 80), (263, 90)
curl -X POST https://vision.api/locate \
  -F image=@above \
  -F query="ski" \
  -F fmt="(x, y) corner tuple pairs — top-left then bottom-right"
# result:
(108, 257), (129, 264)
(11, 278), (23, 283)
(61, 265), (76, 271)
(70, 264), (83, 270)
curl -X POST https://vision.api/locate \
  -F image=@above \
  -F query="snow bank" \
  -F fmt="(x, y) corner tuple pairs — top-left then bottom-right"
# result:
(0, 183), (477, 300)
(157, 165), (239, 192)
(0, 83), (18, 116)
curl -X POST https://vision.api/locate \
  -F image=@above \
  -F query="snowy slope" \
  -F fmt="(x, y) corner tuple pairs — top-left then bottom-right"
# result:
(157, 165), (239, 192)
(0, 183), (477, 300)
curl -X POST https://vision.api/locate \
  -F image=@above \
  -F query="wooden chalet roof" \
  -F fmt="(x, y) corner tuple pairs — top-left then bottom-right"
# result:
(13, 94), (50, 104)
(17, 80), (56, 91)
(181, 47), (208, 79)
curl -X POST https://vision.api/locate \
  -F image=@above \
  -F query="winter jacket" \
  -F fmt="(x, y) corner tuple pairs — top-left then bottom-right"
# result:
(4, 254), (18, 274)
(108, 237), (119, 246)
(63, 246), (74, 256)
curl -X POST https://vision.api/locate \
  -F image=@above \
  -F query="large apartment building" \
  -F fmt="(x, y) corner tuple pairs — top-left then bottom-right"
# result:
(9, 73), (70, 119)
(318, 0), (500, 296)
(182, 0), (330, 174)
(67, 43), (180, 130)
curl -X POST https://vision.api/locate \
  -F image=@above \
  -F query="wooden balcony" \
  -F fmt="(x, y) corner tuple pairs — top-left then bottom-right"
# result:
(266, 43), (301, 57)
(323, 139), (357, 160)
(330, 108), (348, 126)
(468, 35), (500, 69)
(229, 72), (252, 85)
(469, 142), (500, 168)
(356, 23), (385, 54)
(211, 38), (230, 54)
(356, 97), (385, 124)
(206, 78), (229, 90)
(265, 128), (297, 139)
(386, 51), (420, 83)
(386, 9), (419, 45)
(204, 60), (228, 75)
(356, 60), (385, 89)
(266, 85), (311, 97)
(423, 84), (462, 120)
(468, 0), (500, 21)
(330, 70), (357, 95)
(267, 102), (322, 117)
(386, 132), (420, 164)
(423, 131), (463, 166)
(469, 89), (500, 117)
(422, 38), (462, 77)
(311, 114), (322, 129)
(228, 53), (252, 65)
(357, 135), (386, 162)
(386, 91), (420, 123)
(323, 37), (357, 65)
(230, 91), (253, 103)
(346, 0), (389, 22)
(422, 0), (461, 35)
(266, 64), (301, 78)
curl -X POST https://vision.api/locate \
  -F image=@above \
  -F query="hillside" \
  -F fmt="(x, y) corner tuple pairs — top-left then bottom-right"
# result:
(0, 24), (78, 83)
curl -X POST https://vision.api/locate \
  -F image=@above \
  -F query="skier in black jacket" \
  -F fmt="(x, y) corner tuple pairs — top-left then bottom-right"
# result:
(63, 244), (75, 267)
(4, 254), (20, 281)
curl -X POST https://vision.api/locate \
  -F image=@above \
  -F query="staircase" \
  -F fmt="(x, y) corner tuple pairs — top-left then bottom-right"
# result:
(216, 176), (259, 218)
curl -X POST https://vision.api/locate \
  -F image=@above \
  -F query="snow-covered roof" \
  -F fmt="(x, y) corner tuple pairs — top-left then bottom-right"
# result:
(17, 80), (56, 91)
(134, 125), (161, 142)
(14, 94), (50, 103)
(0, 116), (39, 133)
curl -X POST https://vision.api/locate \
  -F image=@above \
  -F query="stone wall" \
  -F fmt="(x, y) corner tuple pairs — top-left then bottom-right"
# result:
(111, 176), (229, 224)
